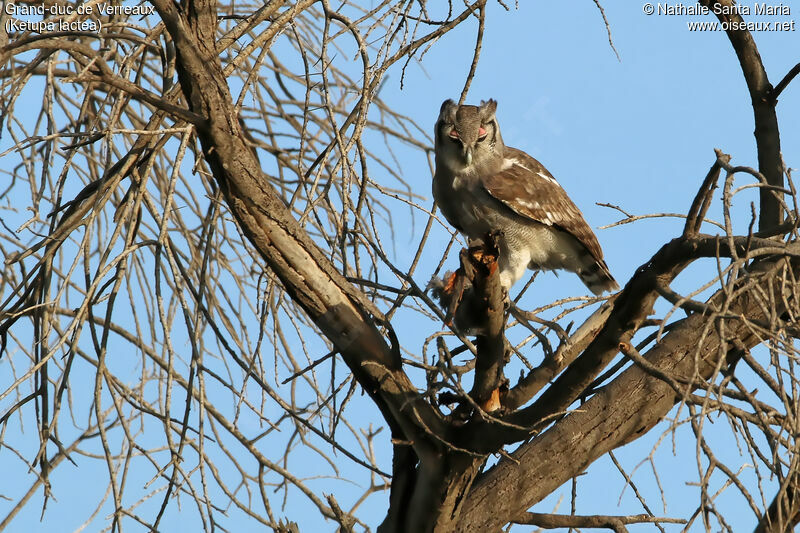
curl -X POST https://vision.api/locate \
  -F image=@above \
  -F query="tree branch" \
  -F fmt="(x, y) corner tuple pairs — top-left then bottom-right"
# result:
(467, 236), (507, 411)
(152, 0), (446, 461)
(768, 61), (800, 103)
(456, 247), (800, 531)
(754, 476), (800, 533)
(501, 297), (616, 411)
(700, 0), (783, 231)
(513, 511), (686, 530)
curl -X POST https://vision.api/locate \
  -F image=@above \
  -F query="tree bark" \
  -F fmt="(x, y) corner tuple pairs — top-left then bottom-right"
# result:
(455, 252), (799, 531)
(700, 0), (783, 231)
(151, 0), (446, 469)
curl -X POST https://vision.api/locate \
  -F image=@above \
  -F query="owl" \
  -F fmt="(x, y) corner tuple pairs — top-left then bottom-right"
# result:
(432, 99), (618, 295)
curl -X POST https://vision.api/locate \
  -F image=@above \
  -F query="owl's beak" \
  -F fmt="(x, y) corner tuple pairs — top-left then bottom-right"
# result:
(463, 146), (473, 166)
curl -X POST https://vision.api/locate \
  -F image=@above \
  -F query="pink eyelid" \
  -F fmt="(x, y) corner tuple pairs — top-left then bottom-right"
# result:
(448, 127), (487, 138)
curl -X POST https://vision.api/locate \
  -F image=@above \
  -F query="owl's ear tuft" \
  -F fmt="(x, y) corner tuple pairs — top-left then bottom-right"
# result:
(440, 99), (456, 114)
(479, 99), (497, 119)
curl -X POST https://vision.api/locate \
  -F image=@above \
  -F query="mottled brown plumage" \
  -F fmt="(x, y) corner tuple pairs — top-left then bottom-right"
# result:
(432, 99), (618, 295)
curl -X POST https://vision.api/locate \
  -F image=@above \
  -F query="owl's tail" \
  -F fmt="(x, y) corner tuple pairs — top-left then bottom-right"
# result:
(578, 258), (619, 296)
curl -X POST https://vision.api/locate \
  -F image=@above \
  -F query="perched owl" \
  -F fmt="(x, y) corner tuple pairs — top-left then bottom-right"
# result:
(432, 99), (618, 295)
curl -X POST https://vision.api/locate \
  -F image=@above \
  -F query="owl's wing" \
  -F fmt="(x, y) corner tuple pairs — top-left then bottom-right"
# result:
(481, 147), (606, 263)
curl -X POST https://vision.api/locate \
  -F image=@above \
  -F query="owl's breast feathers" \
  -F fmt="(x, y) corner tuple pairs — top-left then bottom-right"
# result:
(433, 164), (492, 237)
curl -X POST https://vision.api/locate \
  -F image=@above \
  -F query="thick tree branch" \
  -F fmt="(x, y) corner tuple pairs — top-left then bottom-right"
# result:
(456, 248), (800, 531)
(151, 0), (445, 461)
(754, 477), (800, 533)
(700, 0), (783, 231)
(454, 233), (745, 451)
(467, 237), (507, 410)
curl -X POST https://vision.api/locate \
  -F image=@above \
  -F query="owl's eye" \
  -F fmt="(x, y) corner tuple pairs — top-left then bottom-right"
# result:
(448, 129), (460, 140)
(477, 126), (488, 141)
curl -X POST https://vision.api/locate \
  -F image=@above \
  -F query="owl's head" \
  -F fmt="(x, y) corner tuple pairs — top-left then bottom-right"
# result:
(434, 99), (504, 173)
